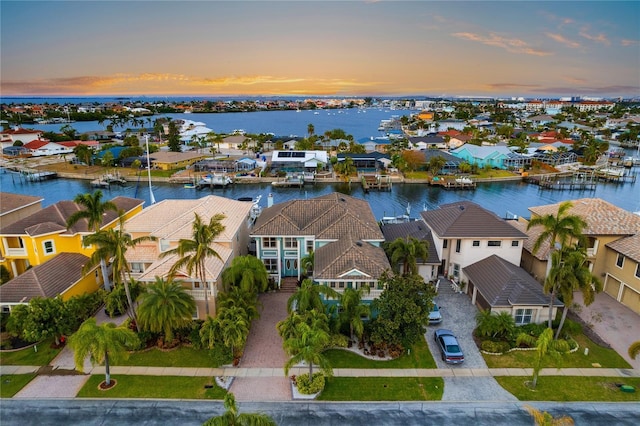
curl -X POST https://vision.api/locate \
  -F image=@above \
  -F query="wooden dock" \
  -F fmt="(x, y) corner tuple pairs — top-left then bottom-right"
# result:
(361, 174), (392, 192)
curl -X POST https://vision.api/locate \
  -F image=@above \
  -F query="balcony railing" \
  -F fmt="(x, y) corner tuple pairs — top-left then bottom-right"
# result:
(186, 289), (216, 300)
(4, 248), (27, 257)
(586, 247), (596, 257)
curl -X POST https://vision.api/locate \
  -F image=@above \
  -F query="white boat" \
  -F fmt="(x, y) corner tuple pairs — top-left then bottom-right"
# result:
(597, 167), (625, 178)
(455, 177), (474, 184)
(199, 173), (233, 186)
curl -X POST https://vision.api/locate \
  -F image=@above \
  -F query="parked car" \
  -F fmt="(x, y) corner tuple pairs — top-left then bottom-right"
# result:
(434, 329), (464, 364)
(428, 301), (442, 325)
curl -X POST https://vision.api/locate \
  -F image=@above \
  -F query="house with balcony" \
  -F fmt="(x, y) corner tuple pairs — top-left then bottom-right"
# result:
(419, 201), (527, 286)
(250, 193), (389, 303)
(123, 195), (254, 319)
(522, 198), (640, 315)
(0, 195), (143, 281)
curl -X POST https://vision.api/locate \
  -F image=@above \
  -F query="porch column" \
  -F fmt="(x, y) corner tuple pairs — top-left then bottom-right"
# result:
(471, 284), (477, 305)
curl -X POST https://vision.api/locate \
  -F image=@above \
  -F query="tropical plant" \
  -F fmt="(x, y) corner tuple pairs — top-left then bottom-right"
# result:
(475, 310), (516, 340)
(386, 236), (429, 276)
(338, 287), (370, 343)
(427, 155), (446, 176)
(277, 309), (330, 342)
(136, 277), (196, 344)
(167, 120), (181, 152)
(104, 279), (143, 318)
(551, 245), (601, 339)
(221, 255), (268, 295)
(202, 392), (276, 426)
(69, 318), (139, 387)
(629, 341), (640, 359)
(218, 287), (260, 322)
(287, 278), (339, 313)
(283, 321), (332, 379)
(527, 201), (587, 329)
(66, 190), (118, 291)
(161, 213), (226, 317)
(301, 250), (314, 276)
(200, 316), (222, 350)
(6, 297), (72, 346)
(218, 306), (250, 358)
(524, 405), (574, 426)
(516, 328), (570, 388)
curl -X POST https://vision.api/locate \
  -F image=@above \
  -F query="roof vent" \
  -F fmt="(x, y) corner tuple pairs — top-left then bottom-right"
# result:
(459, 205), (465, 210)
(356, 241), (363, 247)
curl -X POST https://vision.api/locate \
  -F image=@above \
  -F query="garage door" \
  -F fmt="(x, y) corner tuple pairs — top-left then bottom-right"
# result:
(621, 286), (640, 314)
(605, 278), (621, 299)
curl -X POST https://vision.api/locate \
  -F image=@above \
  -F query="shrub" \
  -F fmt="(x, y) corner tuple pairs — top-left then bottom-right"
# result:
(328, 333), (348, 348)
(481, 340), (511, 353)
(518, 323), (546, 338)
(388, 343), (404, 358)
(296, 372), (325, 394)
(208, 345), (233, 367)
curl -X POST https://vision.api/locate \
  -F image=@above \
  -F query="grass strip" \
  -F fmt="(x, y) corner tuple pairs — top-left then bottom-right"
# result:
(324, 337), (436, 369)
(0, 339), (62, 366)
(317, 377), (444, 401)
(495, 376), (640, 402)
(116, 346), (217, 368)
(77, 375), (226, 399)
(0, 374), (37, 398)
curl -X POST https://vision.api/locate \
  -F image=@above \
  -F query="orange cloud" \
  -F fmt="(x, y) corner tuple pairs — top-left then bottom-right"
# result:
(545, 32), (581, 48)
(452, 32), (552, 56)
(579, 30), (610, 46)
(621, 39), (639, 46)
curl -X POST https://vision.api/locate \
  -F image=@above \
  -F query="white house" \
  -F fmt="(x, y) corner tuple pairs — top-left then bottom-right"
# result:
(23, 140), (73, 157)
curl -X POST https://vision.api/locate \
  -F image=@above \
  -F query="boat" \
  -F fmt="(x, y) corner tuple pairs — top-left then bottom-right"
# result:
(455, 177), (474, 184)
(198, 173), (233, 187)
(597, 167), (625, 178)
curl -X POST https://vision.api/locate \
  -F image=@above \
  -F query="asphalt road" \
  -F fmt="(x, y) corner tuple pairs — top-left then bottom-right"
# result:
(1, 400), (639, 426)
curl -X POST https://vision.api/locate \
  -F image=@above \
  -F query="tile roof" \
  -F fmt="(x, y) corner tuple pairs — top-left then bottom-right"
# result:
(463, 255), (562, 307)
(509, 220), (550, 260)
(136, 243), (232, 282)
(0, 196), (144, 236)
(420, 201), (527, 239)
(252, 193), (383, 241)
(124, 195), (252, 242)
(0, 192), (42, 216)
(314, 233), (391, 280)
(380, 221), (440, 264)
(0, 253), (90, 303)
(606, 234), (640, 263)
(125, 243), (159, 262)
(528, 198), (640, 236)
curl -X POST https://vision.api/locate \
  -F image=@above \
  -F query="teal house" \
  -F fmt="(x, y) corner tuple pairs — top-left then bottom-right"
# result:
(451, 145), (527, 169)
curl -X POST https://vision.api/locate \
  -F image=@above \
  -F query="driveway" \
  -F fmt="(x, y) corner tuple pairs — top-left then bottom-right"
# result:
(426, 278), (517, 402)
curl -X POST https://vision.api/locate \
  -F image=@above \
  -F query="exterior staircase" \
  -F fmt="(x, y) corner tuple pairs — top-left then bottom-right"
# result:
(279, 277), (298, 293)
(435, 276), (459, 296)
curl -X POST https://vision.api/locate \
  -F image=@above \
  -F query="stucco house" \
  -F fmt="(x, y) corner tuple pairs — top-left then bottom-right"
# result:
(23, 140), (74, 157)
(0, 193), (43, 230)
(123, 196), (253, 319)
(270, 150), (328, 174)
(450, 144), (529, 169)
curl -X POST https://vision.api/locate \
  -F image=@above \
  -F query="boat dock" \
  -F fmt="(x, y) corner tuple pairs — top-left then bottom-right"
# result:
(361, 174), (392, 192)
(91, 172), (127, 188)
(271, 174), (304, 188)
(429, 176), (476, 190)
(2, 164), (58, 182)
(529, 173), (598, 190)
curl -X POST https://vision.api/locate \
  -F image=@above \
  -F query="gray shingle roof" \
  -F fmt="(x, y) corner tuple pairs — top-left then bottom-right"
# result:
(420, 201), (527, 238)
(251, 193), (383, 240)
(381, 221), (440, 264)
(0, 196), (143, 236)
(0, 253), (90, 303)
(463, 255), (562, 307)
(314, 233), (391, 280)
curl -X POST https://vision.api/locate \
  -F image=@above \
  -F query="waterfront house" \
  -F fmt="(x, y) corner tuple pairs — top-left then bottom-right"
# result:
(0, 193), (43, 230)
(0, 196), (143, 281)
(145, 151), (208, 171)
(0, 127), (44, 146)
(123, 196), (253, 319)
(23, 140), (74, 157)
(422, 150), (462, 174)
(0, 253), (99, 312)
(380, 221), (441, 282)
(521, 198), (640, 315)
(250, 193), (389, 301)
(269, 150), (328, 174)
(450, 144), (530, 169)
(463, 254), (562, 325)
(419, 201), (527, 286)
(408, 136), (447, 150)
(336, 152), (389, 172)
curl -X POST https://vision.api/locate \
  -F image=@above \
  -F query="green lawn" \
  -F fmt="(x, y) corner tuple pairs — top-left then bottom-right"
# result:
(115, 346), (219, 368)
(0, 339), (62, 366)
(496, 376), (640, 402)
(318, 377), (444, 401)
(324, 337), (436, 369)
(77, 375), (227, 399)
(482, 334), (631, 369)
(0, 374), (37, 398)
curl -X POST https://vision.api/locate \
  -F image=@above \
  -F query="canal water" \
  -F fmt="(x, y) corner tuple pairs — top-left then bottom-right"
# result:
(1, 169), (637, 221)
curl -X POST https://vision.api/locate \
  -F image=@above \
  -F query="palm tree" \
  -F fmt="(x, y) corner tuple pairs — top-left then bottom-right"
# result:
(218, 306), (250, 358)
(629, 341), (640, 359)
(278, 309), (330, 341)
(552, 245), (601, 339)
(82, 212), (156, 324)
(218, 287), (260, 322)
(287, 278), (339, 313)
(203, 392), (276, 426)
(386, 236), (429, 276)
(136, 277), (196, 343)
(301, 250), (314, 277)
(338, 287), (370, 343)
(527, 201), (587, 329)
(221, 255), (268, 295)
(69, 318), (139, 387)
(307, 123), (315, 138)
(199, 316), (222, 350)
(516, 328), (570, 388)
(66, 190), (118, 291)
(283, 321), (332, 379)
(160, 212), (226, 317)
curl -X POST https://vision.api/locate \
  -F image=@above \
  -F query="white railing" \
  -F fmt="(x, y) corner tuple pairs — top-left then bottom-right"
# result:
(362, 289), (383, 300)
(586, 247), (596, 257)
(186, 289), (216, 300)
(5, 248), (27, 257)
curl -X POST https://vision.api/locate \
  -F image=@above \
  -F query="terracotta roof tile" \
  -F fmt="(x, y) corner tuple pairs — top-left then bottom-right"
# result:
(607, 234), (640, 263)
(314, 233), (390, 280)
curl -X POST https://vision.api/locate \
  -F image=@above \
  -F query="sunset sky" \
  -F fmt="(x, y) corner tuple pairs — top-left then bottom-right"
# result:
(1, 1), (639, 98)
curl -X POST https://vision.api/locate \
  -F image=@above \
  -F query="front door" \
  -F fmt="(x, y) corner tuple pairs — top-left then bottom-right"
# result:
(284, 258), (298, 277)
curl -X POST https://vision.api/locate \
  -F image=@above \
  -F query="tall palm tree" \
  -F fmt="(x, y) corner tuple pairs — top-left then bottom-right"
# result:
(278, 309), (330, 341)
(552, 245), (601, 339)
(516, 328), (570, 388)
(136, 277), (196, 343)
(287, 278), (339, 313)
(218, 305), (250, 358)
(160, 213), (226, 317)
(221, 255), (268, 295)
(66, 190), (118, 291)
(386, 236), (429, 276)
(527, 201), (587, 329)
(283, 321), (332, 379)
(69, 318), (139, 386)
(82, 212), (156, 324)
(338, 287), (370, 343)
(203, 392), (276, 426)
